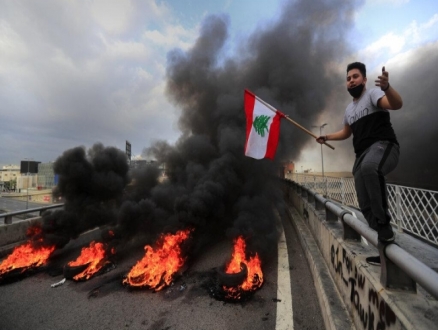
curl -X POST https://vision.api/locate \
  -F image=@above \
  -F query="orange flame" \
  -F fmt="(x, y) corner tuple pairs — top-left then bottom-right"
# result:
(223, 236), (263, 299)
(0, 226), (55, 278)
(123, 229), (192, 291)
(67, 241), (110, 281)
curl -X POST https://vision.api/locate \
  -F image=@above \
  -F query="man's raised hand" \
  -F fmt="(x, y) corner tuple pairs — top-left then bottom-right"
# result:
(376, 66), (390, 91)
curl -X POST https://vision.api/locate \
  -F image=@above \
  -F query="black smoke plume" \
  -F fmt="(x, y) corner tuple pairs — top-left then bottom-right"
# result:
(385, 43), (438, 190)
(39, 143), (129, 248)
(39, 0), (362, 264)
(134, 0), (360, 261)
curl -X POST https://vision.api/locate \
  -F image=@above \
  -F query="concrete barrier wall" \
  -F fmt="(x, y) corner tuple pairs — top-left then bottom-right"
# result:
(0, 217), (43, 249)
(0, 217), (45, 258)
(285, 183), (438, 330)
(0, 217), (102, 259)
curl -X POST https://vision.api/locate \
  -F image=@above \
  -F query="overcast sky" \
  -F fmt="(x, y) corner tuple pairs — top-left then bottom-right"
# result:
(1, 0), (437, 173)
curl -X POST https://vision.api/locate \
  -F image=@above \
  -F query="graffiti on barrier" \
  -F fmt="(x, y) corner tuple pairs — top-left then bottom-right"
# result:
(331, 244), (396, 330)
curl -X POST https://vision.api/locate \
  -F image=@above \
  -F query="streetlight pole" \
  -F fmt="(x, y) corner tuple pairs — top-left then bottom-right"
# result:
(24, 158), (32, 209)
(312, 123), (327, 196)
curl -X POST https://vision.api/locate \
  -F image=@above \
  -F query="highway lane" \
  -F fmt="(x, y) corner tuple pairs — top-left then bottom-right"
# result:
(0, 211), (324, 330)
(0, 197), (55, 224)
(0, 196), (43, 211)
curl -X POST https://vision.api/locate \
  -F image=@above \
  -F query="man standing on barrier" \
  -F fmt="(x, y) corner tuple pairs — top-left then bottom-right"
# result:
(316, 62), (403, 265)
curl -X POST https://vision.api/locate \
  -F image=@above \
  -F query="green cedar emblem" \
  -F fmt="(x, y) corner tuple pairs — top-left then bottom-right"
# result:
(253, 115), (270, 137)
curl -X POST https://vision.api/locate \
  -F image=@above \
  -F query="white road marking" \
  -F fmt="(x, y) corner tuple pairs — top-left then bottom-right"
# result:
(276, 226), (294, 330)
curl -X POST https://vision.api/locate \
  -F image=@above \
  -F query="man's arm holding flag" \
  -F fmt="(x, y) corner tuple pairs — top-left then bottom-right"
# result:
(316, 124), (351, 144)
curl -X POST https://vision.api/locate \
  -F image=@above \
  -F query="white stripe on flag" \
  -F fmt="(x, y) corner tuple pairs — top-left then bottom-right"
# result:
(245, 98), (275, 159)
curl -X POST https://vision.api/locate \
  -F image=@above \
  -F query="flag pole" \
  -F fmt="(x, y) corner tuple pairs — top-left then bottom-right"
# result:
(254, 95), (335, 150)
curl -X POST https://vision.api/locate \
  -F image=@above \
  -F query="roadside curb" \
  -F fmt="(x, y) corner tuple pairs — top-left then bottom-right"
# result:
(285, 205), (355, 330)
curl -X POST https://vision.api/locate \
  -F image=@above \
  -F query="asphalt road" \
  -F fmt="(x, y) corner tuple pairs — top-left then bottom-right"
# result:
(0, 196), (43, 211)
(0, 197), (54, 224)
(0, 210), (324, 330)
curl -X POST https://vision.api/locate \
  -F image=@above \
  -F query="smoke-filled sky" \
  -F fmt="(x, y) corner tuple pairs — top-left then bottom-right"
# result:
(1, 0), (438, 187)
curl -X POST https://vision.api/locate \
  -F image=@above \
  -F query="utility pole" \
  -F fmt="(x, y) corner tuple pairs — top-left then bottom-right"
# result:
(24, 158), (32, 209)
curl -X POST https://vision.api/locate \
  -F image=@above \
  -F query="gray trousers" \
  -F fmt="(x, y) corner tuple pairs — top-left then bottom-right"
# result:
(353, 141), (399, 230)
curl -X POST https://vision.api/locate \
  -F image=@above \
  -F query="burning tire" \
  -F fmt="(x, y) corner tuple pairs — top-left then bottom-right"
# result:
(0, 267), (36, 283)
(63, 262), (91, 280)
(216, 262), (248, 287)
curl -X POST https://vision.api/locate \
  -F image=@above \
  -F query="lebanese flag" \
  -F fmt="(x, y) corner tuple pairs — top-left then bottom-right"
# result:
(244, 90), (283, 160)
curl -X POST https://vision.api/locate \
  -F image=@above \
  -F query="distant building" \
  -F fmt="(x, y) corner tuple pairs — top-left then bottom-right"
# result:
(15, 161), (40, 191)
(17, 175), (37, 190)
(283, 161), (295, 176)
(0, 165), (20, 181)
(129, 159), (166, 178)
(37, 162), (58, 189)
(129, 159), (161, 170)
(0, 165), (20, 191)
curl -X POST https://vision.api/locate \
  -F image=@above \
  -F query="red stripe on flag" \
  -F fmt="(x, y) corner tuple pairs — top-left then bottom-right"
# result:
(244, 90), (255, 153)
(265, 112), (281, 159)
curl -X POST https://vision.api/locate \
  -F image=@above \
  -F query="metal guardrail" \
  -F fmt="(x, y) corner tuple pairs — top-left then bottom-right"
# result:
(286, 180), (438, 300)
(0, 204), (64, 225)
(288, 173), (438, 246)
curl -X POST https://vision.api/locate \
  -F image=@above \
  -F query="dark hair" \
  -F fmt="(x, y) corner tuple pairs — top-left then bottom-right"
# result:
(347, 62), (366, 77)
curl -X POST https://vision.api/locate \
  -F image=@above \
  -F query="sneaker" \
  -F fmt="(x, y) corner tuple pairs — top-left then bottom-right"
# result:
(378, 223), (395, 243)
(366, 256), (380, 266)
